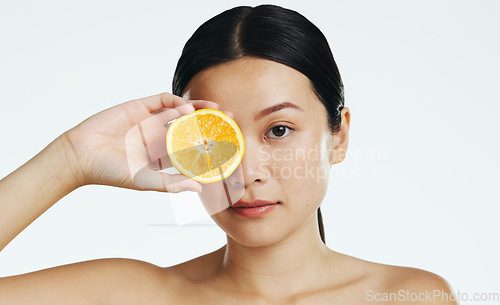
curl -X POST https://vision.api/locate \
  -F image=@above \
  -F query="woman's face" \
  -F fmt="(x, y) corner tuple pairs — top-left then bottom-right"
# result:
(183, 57), (344, 247)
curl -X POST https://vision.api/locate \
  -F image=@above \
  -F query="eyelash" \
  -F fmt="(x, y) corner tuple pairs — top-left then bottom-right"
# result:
(264, 125), (294, 139)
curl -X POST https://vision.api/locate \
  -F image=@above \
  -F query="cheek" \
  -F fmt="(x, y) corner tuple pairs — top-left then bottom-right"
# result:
(269, 135), (331, 208)
(275, 160), (329, 209)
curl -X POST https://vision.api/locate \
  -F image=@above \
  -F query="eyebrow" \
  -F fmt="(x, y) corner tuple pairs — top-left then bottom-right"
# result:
(255, 101), (304, 121)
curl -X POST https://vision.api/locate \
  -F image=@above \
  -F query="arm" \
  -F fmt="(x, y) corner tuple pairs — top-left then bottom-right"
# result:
(0, 92), (206, 251)
(0, 93), (219, 303)
(0, 258), (170, 305)
(0, 134), (78, 252)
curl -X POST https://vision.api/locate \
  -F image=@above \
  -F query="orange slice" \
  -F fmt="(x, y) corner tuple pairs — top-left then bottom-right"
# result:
(166, 108), (245, 183)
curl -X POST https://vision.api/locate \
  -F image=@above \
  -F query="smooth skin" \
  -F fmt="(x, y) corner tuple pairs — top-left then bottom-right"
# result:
(0, 58), (457, 304)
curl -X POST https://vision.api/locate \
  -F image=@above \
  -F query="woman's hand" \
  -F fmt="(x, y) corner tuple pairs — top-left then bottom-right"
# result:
(61, 92), (218, 193)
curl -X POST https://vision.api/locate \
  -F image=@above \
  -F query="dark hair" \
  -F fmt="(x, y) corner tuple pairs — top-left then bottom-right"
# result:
(173, 4), (345, 244)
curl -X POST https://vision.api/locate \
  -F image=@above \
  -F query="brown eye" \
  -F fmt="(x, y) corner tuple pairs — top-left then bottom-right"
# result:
(265, 125), (293, 139)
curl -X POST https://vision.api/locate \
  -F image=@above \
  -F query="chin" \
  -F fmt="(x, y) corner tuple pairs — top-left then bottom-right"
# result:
(211, 211), (288, 247)
(228, 231), (284, 248)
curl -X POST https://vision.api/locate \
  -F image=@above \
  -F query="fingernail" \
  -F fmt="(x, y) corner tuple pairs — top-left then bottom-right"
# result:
(176, 104), (194, 114)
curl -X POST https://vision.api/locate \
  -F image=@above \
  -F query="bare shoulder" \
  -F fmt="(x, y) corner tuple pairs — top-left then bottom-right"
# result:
(368, 263), (457, 304)
(385, 265), (453, 289)
(329, 252), (457, 304)
(162, 246), (224, 282)
(0, 258), (173, 304)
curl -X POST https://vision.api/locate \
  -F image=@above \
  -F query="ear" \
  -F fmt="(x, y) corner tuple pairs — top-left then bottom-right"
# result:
(329, 107), (350, 165)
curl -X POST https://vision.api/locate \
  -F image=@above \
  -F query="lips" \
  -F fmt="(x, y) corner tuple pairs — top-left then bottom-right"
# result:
(231, 199), (279, 208)
(230, 199), (280, 218)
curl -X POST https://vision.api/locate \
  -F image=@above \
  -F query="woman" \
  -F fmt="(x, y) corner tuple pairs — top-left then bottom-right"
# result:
(0, 5), (456, 304)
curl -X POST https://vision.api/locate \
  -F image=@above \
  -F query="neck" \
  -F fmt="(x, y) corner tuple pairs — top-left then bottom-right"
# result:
(216, 214), (332, 298)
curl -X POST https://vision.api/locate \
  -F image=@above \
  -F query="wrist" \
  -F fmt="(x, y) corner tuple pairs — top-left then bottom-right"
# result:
(46, 133), (86, 191)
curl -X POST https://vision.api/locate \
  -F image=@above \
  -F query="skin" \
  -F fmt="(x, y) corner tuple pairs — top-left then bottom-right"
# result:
(0, 57), (457, 304)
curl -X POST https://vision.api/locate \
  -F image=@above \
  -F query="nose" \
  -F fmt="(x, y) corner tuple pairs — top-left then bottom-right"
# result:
(230, 139), (270, 188)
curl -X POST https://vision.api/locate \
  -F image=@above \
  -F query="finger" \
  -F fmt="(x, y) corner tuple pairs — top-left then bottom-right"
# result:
(158, 155), (174, 169)
(132, 92), (188, 113)
(189, 100), (219, 110)
(125, 104), (196, 181)
(137, 108), (191, 161)
(151, 104), (195, 121)
(133, 167), (203, 193)
(125, 109), (181, 174)
(175, 104), (196, 115)
(222, 110), (234, 119)
(154, 104), (197, 126)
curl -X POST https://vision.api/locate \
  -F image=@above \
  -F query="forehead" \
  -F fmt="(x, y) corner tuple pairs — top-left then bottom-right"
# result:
(183, 57), (321, 113)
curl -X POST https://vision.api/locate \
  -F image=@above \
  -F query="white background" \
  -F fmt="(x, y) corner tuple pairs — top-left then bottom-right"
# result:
(1, 0), (499, 303)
